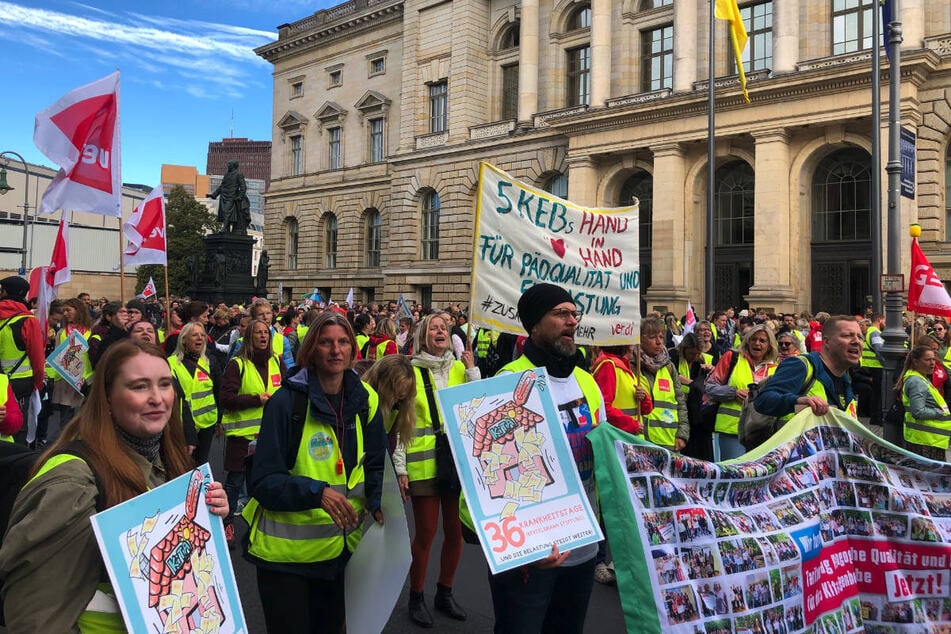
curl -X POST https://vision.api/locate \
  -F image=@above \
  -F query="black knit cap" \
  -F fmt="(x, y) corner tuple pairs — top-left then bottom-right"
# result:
(517, 283), (574, 334)
(126, 299), (146, 313)
(0, 276), (29, 299)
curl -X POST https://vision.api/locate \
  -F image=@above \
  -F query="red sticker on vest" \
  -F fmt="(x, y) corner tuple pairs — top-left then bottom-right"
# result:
(271, 373), (281, 388)
(195, 370), (209, 382)
(658, 378), (671, 392)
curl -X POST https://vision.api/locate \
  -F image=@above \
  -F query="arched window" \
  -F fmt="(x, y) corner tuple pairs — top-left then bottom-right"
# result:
(715, 161), (755, 246)
(568, 4), (591, 31)
(366, 209), (382, 267)
(421, 191), (440, 260)
(543, 173), (568, 199)
(286, 218), (299, 271)
(325, 214), (338, 269)
(619, 171), (653, 315)
(619, 171), (653, 252)
(812, 148), (871, 243)
(499, 22), (520, 50)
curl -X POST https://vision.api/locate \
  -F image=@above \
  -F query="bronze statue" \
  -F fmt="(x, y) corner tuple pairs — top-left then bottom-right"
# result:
(209, 160), (251, 234)
(256, 250), (269, 291)
(214, 248), (227, 286)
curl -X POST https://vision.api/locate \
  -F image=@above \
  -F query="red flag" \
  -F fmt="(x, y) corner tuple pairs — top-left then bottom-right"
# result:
(34, 71), (121, 217)
(47, 216), (71, 288)
(29, 266), (55, 340)
(908, 238), (951, 318)
(124, 185), (167, 266)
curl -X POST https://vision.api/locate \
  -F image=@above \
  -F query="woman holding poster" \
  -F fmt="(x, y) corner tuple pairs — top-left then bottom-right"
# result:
(0, 340), (229, 631)
(898, 345), (951, 461)
(50, 297), (94, 418)
(243, 311), (386, 633)
(393, 313), (479, 628)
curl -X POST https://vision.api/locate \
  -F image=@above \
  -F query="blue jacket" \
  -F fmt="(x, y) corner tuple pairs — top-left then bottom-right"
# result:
(245, 366), (386, 578)
(754, 352), (855, 418)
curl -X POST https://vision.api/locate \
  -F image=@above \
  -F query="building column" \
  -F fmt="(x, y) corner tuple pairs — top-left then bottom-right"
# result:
(518, 0), (539, 126)
(746, 130), (797, 311)
(590, 0), (612, 106)
(773, 0), (799, 74)
(901, 0), (925, 52)
(673, 0), (697, 91)
(644, 143), (690, 313)
(566, 155), (598, 206)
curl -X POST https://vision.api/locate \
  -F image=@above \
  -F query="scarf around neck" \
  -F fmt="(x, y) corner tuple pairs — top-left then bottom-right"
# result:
(522, 338), (581, 379)
(116, 425), (162, 461)
(640, 347), (671, 374)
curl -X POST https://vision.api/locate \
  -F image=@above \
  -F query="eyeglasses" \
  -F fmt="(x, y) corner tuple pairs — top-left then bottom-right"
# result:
(778, 341), (795, 348)
(549, 308), (583, 322)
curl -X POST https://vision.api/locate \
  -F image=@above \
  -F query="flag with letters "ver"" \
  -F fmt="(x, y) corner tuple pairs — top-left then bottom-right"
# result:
(123, 185), (166, 266)
(907, 238), (951, 318)
(34, 71), (121, 217)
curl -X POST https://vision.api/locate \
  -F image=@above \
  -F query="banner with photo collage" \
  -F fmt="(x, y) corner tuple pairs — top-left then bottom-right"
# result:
(589, 409), (951, 634)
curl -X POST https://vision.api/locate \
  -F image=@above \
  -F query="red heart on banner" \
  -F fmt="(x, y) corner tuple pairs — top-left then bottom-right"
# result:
(550, 238), (566, 258)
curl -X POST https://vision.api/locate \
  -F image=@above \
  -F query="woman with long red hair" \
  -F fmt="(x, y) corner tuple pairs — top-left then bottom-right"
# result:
(0, 340), (228, 631)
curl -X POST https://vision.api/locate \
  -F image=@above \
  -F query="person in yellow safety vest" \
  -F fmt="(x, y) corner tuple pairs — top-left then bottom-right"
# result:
(754, 314), (862, 422)
(220, 318), (286, 544)
(169, 321), (221, 466)
(898, 345), (951, 461)
(484, 283), (605, 634)
(637, 317), (691, 453)
(0, 276), (47, 406)
(591, 344), (653, 436)
(353, 313), (375, 360)
(230, 299), (296, 371)
(0, 340), (229, 632)
(0, 373), (24, 442)
(392, 313), (480, 627)
(243, 311), (386, 633)
(366, 317), (399, 361)
(49, 298), (95, 425)
(704, 324), (778, 461)
(860, 313), (885, 428)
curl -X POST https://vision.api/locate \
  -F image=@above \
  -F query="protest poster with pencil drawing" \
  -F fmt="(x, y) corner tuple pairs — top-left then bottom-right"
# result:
(590, 409), (951, 634)
(90, 464), (247, 633)
(470, 162), (639, 346)
(436, 368), (603, 574)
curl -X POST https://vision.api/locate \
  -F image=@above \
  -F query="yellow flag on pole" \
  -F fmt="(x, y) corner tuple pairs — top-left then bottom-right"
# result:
(714, 0), (750, 103)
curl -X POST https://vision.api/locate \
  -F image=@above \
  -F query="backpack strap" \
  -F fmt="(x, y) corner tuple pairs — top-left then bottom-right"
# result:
(418, 368), (442, 434)
(284, 388), (309, 469)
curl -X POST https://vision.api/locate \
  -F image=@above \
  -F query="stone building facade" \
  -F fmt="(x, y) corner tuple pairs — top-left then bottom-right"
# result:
(256, 0), (951, 316)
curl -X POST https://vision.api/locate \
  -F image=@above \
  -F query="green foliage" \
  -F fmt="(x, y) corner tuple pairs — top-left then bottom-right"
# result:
(135, 185), (220, 297)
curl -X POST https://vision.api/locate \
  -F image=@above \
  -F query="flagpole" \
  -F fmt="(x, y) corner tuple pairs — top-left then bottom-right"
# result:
(164, 265), (171, 335)
(870, 0), (883, 314)
(705, 0), (716, 316)
(118, 217), (126, 301)
(879, 2), (907, 445)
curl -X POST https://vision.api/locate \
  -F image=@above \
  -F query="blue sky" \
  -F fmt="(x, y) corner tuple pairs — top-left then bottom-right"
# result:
(0, 0), (333, 186)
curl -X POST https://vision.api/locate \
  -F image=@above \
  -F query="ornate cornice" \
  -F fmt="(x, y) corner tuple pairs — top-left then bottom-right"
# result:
(255, 0), (404, 63)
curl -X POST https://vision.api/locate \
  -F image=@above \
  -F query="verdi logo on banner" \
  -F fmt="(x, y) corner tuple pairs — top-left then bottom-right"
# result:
(589, 409), (951, 634)
(471, 163), (639, 346)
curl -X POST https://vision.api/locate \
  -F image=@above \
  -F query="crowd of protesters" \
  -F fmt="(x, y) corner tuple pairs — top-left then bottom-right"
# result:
(0, 270), (949, 633)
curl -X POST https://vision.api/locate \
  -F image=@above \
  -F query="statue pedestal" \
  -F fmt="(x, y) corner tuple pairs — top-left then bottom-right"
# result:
(192, 232), (257, 305)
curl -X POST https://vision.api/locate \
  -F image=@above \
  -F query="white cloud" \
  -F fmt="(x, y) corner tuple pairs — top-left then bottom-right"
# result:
(0, 1), (275, 94)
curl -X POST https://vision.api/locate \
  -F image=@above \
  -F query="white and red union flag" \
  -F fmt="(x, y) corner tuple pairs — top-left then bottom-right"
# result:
(123, 185), (166, 266)
(47, 216), (71, 288)
(139, 277), (158, 300)
(908, 238), (951, 318)
(34, 71), (121, 217)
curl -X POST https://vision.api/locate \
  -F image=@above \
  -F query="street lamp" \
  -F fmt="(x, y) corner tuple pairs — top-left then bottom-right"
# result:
(0, 151), (31, 275)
